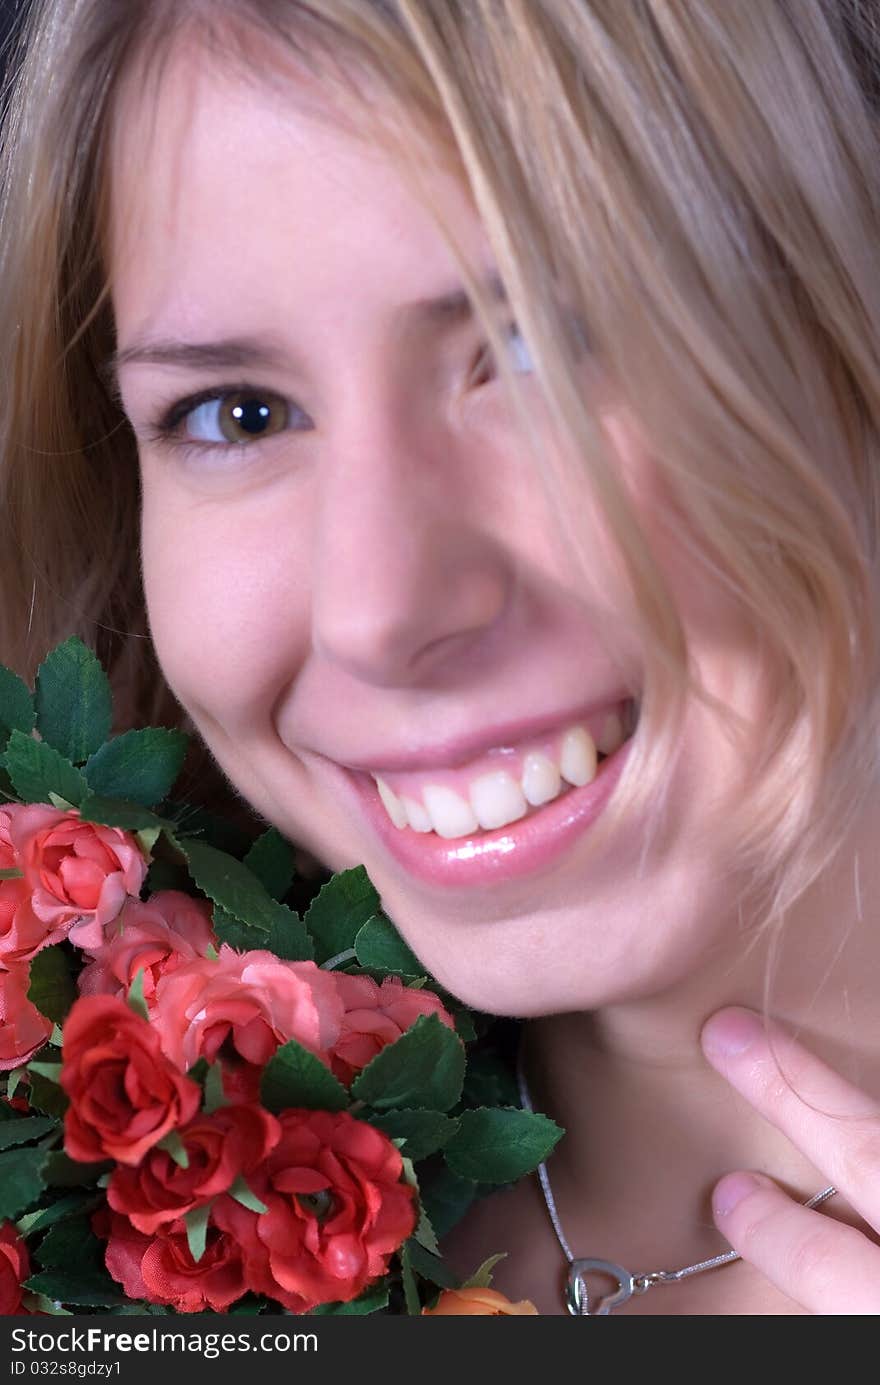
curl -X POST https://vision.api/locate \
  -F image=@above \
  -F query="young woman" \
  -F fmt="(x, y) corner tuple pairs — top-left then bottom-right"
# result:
(2, 0), (880, 1314)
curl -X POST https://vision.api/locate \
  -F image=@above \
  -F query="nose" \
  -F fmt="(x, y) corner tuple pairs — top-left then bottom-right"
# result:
(309, 406), (514, 686)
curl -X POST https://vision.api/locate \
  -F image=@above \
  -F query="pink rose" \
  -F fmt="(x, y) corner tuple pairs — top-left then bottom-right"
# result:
(10, 806), (147, 952)
(0, 963), (52, 1070)
(77, 892), (216, 1006)
(151, 945), (344, 1077)
(0, 806), (18, 871)
(330, 973), (456, 1085)
(0, 876), (69, 969)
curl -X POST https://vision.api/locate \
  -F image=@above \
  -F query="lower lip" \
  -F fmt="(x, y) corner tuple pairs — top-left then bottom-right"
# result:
(344, 732), (635, 890)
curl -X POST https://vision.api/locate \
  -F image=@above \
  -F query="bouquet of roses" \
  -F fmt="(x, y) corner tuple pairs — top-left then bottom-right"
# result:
(0, 639), (560, 1316)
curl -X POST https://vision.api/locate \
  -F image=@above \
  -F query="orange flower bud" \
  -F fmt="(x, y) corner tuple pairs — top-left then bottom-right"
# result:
(422, 1286), (539, 1316)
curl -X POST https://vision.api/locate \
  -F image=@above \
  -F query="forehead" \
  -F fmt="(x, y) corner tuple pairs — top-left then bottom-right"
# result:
(107, 36), (490, 341)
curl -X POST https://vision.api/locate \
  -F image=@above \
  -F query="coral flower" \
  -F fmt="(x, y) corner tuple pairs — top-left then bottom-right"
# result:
(423, 1286), (539, 1315)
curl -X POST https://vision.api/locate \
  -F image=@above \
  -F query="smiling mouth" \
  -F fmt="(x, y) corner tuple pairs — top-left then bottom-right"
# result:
(367, 698), (639, 840)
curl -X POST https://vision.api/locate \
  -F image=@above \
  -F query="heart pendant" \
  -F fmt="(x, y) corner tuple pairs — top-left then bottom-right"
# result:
(567, 1258), (637, 1316)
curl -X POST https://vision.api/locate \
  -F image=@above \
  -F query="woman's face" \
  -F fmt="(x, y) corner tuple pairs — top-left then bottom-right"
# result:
(111, 41), (766, 1015)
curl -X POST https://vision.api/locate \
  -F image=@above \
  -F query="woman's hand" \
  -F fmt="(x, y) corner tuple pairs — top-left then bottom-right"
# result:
(700, 1006), (880, 1315)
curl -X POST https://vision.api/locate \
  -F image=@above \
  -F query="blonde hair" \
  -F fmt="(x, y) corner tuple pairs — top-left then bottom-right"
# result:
(1, 0), (879, 934)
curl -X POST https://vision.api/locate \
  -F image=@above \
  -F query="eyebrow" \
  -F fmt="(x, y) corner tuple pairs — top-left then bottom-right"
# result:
(107, 270), (509, 382)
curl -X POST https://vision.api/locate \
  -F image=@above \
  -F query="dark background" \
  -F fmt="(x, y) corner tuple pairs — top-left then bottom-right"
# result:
(1, 0), (29, 72)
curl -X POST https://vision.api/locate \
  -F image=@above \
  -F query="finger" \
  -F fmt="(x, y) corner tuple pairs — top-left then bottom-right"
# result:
(711, 1170), (880, 1315)
(701, 1006), (880, 1230)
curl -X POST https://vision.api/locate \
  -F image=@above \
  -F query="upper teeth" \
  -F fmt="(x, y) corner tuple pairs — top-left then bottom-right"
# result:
(371, 707), (632, 840)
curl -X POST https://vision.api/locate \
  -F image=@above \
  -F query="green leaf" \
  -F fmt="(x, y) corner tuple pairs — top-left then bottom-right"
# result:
(16, 1191), (100, 1237)
(354, 912), (423, 976)
(24, 1073), (69, 1119)
(26, 1062), (63, 1084)
(463, 1253), (507, 1289)
(126, 967), (149, 1021)
(177, 839), (313, 959)
(262, 913), (314, 963)
(202, 1063), (225, 1115)
(0, 1145), (48, 1219)
(5, 1068), (24, 1100)
(368, 1109), (458, 1162)
(260, 1039), (349, 1114)
(34, 638), (112, 764)
(228, 1174), (268, 1214)
(27, 945), (78, 1025)
(0, 663), (35, 747)
(42, 1151), (111, 1188)
(22, 1294), (73, 1316)
(399, 1240), (421, 1316)
(77, 794), (170, 832)
(452, 1009), (478, 1044)
(303, 866), (380, 964)
(0, 1115), (57, 1150)
(83, 727), (189, 807)
(243, 828), (296, 901)
(444, 1106), (564, 1183)
(350, 1014), (465, 1113)
(461, 1049), (521, 1110)
(417, 1165), (479, 1240)
(135, 825), (162, 858)
(215, 899), (314, 962)
(406, 1239), (460, 1289)
(308, 1284), (390, 1315)
(413, 1202), (440, 1256)
(35, 1214), (105, 1271)
(0, 867), (23, 880)
(4, 729), (88, 806)
(156, 1129), (189, 1169)
(184, 1202), (211, 1264)
(23, 1271), (127, 1307)
(212, 905), (265, 951)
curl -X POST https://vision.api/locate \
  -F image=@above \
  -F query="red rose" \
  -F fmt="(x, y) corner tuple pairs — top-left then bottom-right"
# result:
(11, 805), (147, 952)
(243, 1109), (417, 1311)
(0, 1221), (30, 1314)
(78, 892), (216, 1007)
(107, 1103), (280, 1234)
(0, 963), (52, 1071)
(330, 973), (456, 1084)
(151, 946), (343, 1077)
(61, 996), (200, 1164)
(97, 1201), (250, 1313)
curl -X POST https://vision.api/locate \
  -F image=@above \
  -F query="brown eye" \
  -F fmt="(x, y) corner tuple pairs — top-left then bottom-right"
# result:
(182, 390), (290, 444)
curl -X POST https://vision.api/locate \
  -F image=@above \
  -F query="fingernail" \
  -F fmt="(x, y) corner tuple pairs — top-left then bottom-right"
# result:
(701, 1006), (763, 1058)
(712, 1172), (761, 1217)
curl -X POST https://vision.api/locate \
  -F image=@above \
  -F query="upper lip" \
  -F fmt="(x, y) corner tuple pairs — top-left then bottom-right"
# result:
(334, 694), (635, 774)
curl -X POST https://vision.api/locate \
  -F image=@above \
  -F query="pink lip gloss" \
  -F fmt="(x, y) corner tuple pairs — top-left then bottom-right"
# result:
(341, 730), (635, 891)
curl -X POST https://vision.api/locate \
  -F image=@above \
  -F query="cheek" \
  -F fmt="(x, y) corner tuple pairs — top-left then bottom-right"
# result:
(139, 484), (311, 734)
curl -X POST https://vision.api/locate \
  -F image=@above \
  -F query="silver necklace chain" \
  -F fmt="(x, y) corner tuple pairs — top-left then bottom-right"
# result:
(516, 1046), (837, 1315)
